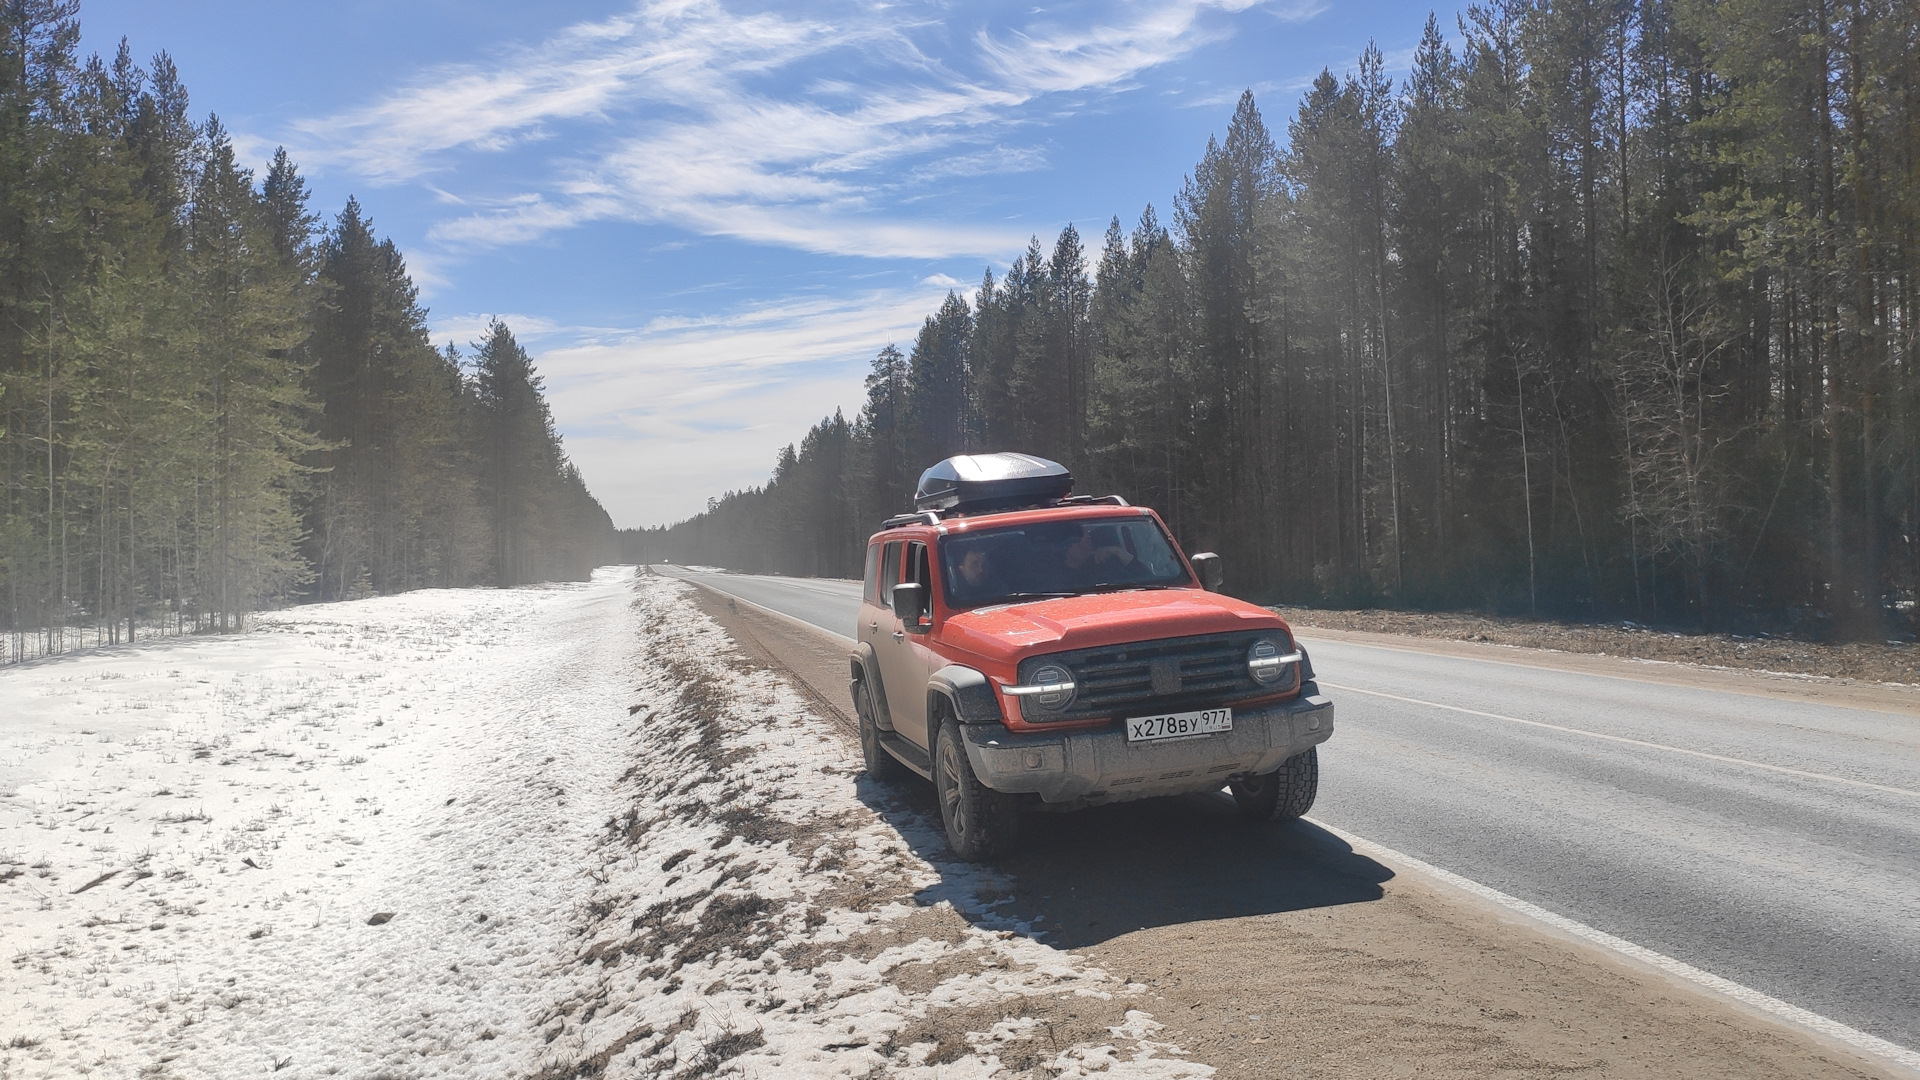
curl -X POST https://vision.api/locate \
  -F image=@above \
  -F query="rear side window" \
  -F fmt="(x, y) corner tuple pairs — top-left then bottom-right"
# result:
(862, 543), (882, 604)
(879, 541), (903, 608)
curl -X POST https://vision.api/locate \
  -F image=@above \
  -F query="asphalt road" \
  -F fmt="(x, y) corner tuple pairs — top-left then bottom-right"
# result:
(657, 565), (1920, 1057)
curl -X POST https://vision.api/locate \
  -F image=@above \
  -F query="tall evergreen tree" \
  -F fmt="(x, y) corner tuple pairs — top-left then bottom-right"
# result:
(182, 117), (317, 626)
(655, 2), (1920, 640)
(472, 319), (558, 586)
(0, 10), (616, 660)
(905, 292), (971, 467)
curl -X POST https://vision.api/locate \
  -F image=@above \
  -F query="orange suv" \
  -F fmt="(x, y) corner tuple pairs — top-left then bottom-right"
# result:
(848, 453), (1334, 860)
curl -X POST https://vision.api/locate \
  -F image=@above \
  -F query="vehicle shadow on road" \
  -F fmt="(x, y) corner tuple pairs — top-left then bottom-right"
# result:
(858, 779), (1393, 950)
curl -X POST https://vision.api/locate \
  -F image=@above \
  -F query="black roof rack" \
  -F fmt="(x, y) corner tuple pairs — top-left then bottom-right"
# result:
(880, 511), (940, 530)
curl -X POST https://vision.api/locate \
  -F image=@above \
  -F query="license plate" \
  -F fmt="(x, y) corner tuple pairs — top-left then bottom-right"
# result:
(1126, 708), (1232, 743)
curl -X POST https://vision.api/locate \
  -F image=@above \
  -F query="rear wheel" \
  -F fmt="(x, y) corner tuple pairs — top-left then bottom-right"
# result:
(853, 679), (904, 783)
(932, 715), (1020, 861)
(1229, 747), (1319, 822)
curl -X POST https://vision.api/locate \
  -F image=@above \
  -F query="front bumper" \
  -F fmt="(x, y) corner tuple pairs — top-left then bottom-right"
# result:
(961, 685), (1334, 806)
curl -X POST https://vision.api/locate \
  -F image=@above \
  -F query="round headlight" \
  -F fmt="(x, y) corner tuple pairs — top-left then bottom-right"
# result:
(1247, 638), (1288, 685)
(1030, 664), (1074, 709)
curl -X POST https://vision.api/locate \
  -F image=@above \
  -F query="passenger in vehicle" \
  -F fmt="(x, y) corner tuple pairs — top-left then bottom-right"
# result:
(1064, 524), (1135, 573)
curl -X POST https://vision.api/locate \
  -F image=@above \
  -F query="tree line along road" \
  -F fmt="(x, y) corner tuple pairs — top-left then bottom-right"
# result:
(656, 565), (1920, 1066)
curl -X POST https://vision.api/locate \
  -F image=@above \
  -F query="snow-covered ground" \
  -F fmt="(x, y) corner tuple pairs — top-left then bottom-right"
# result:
(2, 568), (1208, 1078)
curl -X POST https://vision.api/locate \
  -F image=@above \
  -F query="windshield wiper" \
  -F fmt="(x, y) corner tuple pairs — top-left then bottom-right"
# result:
(993, 591), (1079, 602)
(1085, 582), (1179, 593)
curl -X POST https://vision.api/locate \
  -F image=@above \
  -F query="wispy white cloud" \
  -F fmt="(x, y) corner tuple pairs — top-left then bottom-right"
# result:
(289, 0), (1304, 261)
(287, 4), (838, 184)
(1181, 79), (1293, 109)
(530, 284), (960, 526)
(397, 248), (455, 299)
(428, 312), (569, 347)
(973, 0), (1265, 95)
(1205, 34), (1422, 109)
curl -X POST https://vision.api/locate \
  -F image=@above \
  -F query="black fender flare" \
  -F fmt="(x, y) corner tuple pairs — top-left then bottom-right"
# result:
(928, 664), (1005, 728)
(848, 643), (894, 731)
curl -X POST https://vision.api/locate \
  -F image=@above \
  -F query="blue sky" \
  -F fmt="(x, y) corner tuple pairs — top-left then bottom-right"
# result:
(83, 0), (1445, 528)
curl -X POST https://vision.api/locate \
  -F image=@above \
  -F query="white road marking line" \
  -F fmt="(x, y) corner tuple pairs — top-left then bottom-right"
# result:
(1321, 681), (1920, 799)
(1313, 820), (1920, 1075)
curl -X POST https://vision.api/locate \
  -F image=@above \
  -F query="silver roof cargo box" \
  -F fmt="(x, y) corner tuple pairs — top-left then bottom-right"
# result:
(914, 453), (1073, 513)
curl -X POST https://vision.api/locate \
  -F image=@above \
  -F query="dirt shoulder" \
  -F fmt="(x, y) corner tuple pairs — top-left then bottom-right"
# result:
(695, 586), (1911, 1080)
(1277, 607), (1919, 716)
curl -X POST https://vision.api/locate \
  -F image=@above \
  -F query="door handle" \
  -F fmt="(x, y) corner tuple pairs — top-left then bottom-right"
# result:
(892, 630), (905, 642)
(869, 621), (878, 631)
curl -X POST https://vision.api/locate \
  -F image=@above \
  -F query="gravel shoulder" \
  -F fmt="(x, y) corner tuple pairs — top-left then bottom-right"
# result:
(700, 585), (1913, 1080)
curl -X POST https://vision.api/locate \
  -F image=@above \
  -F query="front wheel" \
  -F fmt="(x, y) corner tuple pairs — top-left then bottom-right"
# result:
(1229, 746), (1319, 822)
(854, 679), (904, 783)
(932, 716), (1020, 861)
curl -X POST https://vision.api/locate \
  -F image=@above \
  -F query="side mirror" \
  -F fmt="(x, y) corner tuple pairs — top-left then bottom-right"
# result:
(890, 582), (928, 628)
(1190, 552), (1224, 592)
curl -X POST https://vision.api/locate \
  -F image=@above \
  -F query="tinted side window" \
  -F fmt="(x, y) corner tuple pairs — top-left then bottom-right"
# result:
(879, 541), (903, 610)
(862, 543), (882, 604)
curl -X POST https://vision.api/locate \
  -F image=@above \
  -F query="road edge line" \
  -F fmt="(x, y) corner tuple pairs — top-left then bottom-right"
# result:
(1311, 819), (1920, 1077)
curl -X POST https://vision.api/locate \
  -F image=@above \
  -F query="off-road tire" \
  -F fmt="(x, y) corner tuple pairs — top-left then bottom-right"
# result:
(932, 716), (1020, 861)
(1229, 746), (1319, 822)
(854, 679), (905, 783)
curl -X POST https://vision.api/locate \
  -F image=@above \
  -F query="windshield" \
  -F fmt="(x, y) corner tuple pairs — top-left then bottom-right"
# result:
(939, 516), (1194, 609)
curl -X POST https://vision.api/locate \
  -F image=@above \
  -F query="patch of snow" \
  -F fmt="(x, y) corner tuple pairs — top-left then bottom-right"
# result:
(2, 569), (649, 1077)
(0, 567), (1210, 1079)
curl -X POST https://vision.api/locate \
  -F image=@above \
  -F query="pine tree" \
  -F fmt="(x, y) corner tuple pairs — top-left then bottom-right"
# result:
(181, 117), (318, 626)
(0, 12), (617, 661)
(472, 319), (556, 586)
(905, 292), (971, 468)
(852, 343), (911, 523)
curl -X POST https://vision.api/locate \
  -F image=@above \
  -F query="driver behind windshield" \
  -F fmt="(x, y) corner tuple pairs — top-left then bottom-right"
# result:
(955, 547), (995, 590)
(943, 540), (1006, 607)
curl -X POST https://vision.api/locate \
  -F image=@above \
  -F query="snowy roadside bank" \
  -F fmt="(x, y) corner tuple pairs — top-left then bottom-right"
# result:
(2, 568), (1208, 1078)
(525, 570), (1207, 1079)
(2, 569), (650, 1077)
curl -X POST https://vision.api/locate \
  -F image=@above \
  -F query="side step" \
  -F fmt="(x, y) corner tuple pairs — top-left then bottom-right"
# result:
(878, 731), (934, 781)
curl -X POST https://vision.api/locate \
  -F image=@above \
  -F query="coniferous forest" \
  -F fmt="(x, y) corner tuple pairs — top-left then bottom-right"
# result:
(2, 2), (615, 661)
(633, 1), (1920, 640)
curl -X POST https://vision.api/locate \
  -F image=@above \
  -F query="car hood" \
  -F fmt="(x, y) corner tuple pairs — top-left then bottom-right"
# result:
(942, 588), (1286, 660)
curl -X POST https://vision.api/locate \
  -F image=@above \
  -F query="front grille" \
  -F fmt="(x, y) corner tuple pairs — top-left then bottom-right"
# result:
(1016, 631), (1295, 723)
